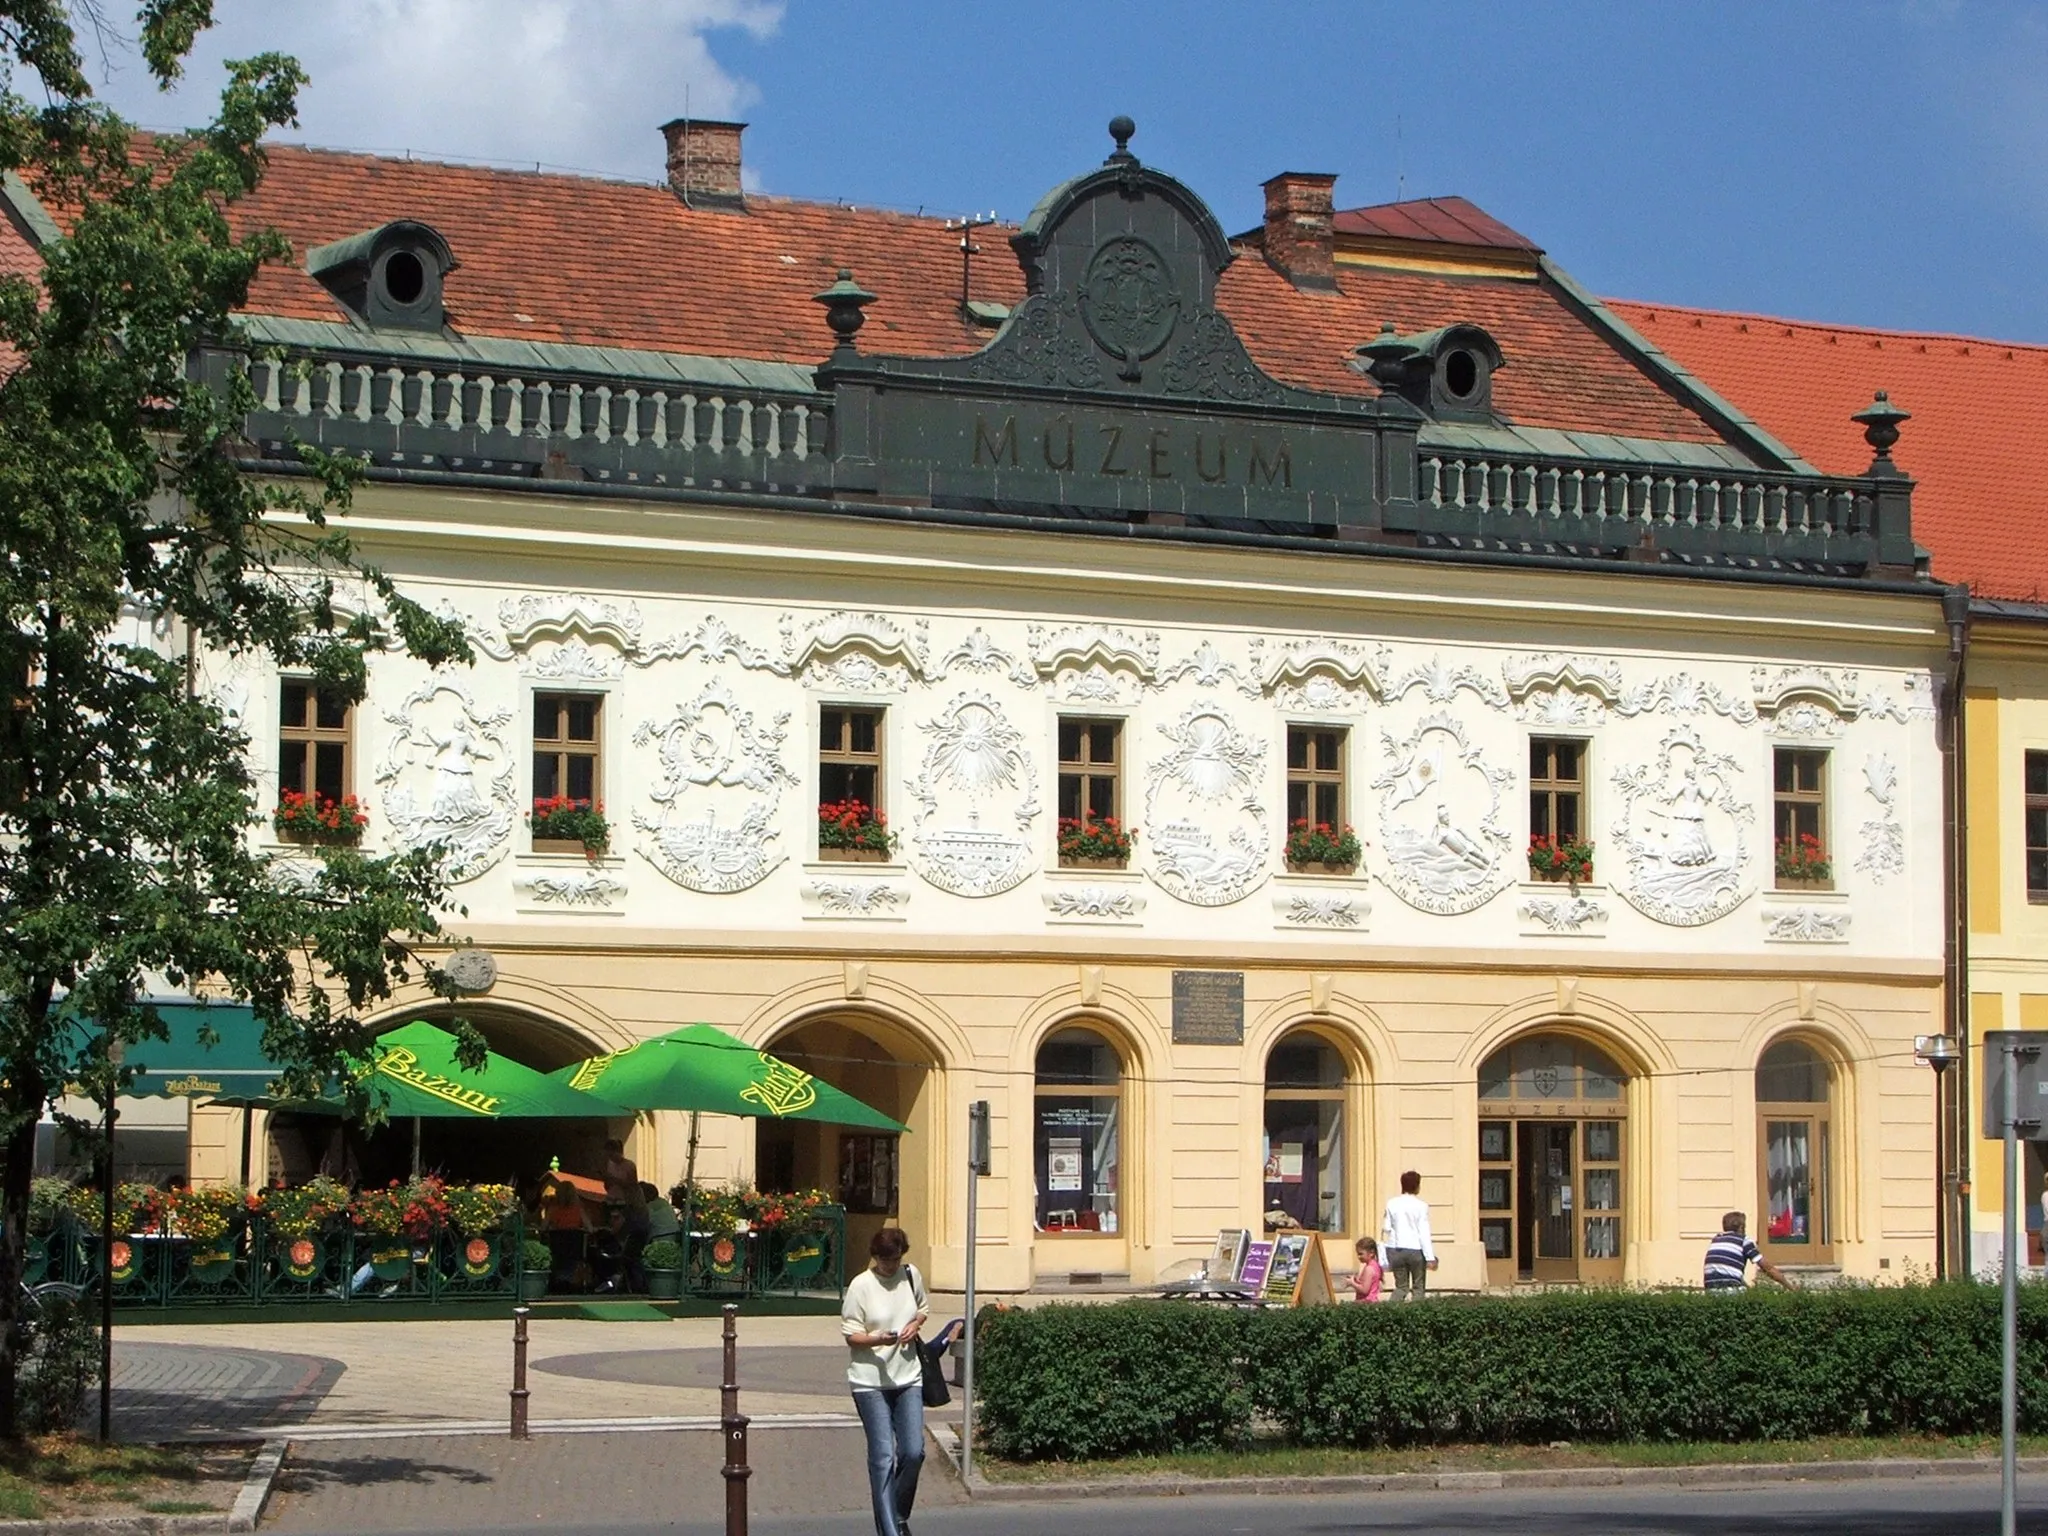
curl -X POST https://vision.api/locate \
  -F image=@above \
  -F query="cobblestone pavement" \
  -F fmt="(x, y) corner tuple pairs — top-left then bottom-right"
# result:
(113, 1312), (859, 1438)
(264, 1426), (967, 1531)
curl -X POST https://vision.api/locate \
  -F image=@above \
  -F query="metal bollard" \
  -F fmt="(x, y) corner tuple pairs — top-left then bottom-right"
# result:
(510, 1305), (531, 1440)
(721, 1303), (751, 1536)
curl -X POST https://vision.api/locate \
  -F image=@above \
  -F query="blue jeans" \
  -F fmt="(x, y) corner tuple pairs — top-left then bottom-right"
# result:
(851, 1384), (924, 1536)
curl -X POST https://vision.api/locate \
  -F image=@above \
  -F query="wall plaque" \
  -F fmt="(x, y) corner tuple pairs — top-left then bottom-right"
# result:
(1173, 969), (1245, 1045)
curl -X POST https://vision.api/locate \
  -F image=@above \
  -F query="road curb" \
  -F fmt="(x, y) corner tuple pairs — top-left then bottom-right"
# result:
(227, 1439), (288, 1533)
(940, 1450), (2048, 1502)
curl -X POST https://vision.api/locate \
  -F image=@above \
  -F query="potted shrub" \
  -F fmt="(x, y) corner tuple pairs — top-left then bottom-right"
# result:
(530, 795), (609, 857)
(273, 789), (368, 845)
(1284, 820), (1361, 874)
(518, 1238), (553, 1301)
(1057, 813), (1136, 869)
(1776, 832), (1832, 888)
(262, 1176), (348, 1284)
(1527, 834), (1595, 889)
(644, 1238), (685, 1300)
(818, 799), (895, 861)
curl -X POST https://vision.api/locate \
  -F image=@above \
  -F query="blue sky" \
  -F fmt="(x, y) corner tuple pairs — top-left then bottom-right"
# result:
(90, 1), (2048, 341)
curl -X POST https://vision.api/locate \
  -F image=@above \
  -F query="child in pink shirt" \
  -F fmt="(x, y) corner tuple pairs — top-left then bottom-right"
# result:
(1350, 1236), (1384, 1303)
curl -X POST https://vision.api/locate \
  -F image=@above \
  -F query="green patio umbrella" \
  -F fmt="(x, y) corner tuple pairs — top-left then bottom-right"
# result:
(549, 1023), (904, 1131)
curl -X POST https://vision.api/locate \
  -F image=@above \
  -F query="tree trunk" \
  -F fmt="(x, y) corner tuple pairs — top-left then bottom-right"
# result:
(0, 1061), (46, 1441)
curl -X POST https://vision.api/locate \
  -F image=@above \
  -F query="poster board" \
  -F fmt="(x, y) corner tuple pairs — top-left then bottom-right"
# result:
(1261, 1231), (1336, 1307)
(1237, 1239), (1275, 1292)
(1205, 1228), (1250, 1284)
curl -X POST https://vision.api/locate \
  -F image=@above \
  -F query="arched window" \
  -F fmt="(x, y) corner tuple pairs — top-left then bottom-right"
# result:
(1756, 1038), (1832, 1263)
(1263, 1032), (1348, 1234)
(1034, 1028), (1121, 1235)
(1476, 1034), (1628, 1285)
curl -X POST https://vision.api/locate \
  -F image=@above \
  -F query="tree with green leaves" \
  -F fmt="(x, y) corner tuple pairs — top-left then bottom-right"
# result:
(0, 3), (473, 1432)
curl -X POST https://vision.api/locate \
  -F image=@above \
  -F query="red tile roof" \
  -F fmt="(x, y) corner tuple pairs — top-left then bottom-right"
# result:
(1332, 196), (1541, 252)
(1612, 301), (2048, 603)
(200, 145), (1727, 447)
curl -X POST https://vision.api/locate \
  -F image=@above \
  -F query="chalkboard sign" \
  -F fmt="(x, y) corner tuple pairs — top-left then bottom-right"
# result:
(1173, 970), (1245, 1045)
(1238, 1239), (1275, 1291)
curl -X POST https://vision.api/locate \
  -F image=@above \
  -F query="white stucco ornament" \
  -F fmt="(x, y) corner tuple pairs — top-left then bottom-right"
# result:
(442, 948), (499, 993)
(376, 679), (517, 883)
(633, 680), (795, 893)
(907, 692), (1039, 897)
(1144, 704), (1267, 906)
(1856, 752), (1904, 883)
(1371, 712), (1512, 915)
(1609, 726), (1753, 926)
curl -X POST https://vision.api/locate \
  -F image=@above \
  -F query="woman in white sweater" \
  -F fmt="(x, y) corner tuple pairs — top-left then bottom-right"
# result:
(840, 1226), (930, 1536)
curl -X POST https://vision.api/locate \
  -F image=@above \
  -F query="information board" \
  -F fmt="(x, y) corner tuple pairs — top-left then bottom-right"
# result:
(1172, 970), (1245, 1045)
(1238, 1239), (1275, 1292)
(1205, 1228), (1250, 1285)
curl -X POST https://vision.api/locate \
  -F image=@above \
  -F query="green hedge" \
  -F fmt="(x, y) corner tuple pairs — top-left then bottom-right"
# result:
(973, 1286), (2048, 1461)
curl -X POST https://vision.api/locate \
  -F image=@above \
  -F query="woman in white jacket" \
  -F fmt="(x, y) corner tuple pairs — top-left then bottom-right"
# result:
(840, 1226), (931, 1536)
(1381, 1169), (1438, 1300)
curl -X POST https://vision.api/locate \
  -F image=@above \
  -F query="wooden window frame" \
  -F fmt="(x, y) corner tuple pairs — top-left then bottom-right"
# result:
(1284, 724), (1348, 868)
(532, 690), (604, 852)
(1056, 716), (1125, 866)
(1527, 736), (1587, 845)
(818, 704), (888, 862)
(1772, 746), (1831, 890)
(277, 677), (355, 836)
(2027, 750), (2048, 902)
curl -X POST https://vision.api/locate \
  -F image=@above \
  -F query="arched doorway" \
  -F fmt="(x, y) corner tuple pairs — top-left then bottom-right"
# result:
(264, 1004), (626, 1196)
(755, 1013), (939, 1265)
(1755, 1036), (1835, 1264)
(1477, 1033), (1629, 1286)
(1262, 1030), (1355, 1236)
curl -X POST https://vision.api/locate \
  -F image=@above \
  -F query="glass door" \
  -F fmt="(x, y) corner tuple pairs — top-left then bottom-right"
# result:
(1517, 1121), (1578, 1281)
(1580, 1116), (1624, 1283)
(1759, 1113), (1828, 1261)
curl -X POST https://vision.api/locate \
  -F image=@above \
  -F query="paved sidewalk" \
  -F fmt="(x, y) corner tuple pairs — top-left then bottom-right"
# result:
(112, 1311), (858, 1440)
(264, 1426), (967, 1531)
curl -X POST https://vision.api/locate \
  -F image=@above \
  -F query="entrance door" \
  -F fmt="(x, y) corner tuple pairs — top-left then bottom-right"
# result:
(1517, 1121), (1577, 1281)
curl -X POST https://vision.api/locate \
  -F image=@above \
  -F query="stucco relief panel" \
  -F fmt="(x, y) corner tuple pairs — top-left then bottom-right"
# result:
(376, 678), (517, 883)
(906, 691), (1040, 897)
(1144, 701), (1267, 906)
(633, 679), (796, 893)
(1371, 711), (1513, 915)
(1609, 725), (1754, 926)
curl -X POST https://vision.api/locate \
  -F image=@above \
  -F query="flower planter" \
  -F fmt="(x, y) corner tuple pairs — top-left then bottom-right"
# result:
(276, 1235), (326, 1283)
(1776, 878), (1833, 892)
(367, 1248), (413, 1283)
(1285, 860), (1356, 876)
(645, 1267), (683, 1301)
(278, 828), (363, 848)
(772, 1234), (828, 1285)
(532, 837), (602, 858)
(821, 847), (888, 863)
(1060, 856), (1129, 871)
(458, 1233), (502, 1279)
(517, 1270), (550, 1301)
(189, 1248), (237, 1284)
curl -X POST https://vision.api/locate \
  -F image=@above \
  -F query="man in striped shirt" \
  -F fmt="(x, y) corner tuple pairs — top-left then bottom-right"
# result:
(1703, 1211), (1791, 1291)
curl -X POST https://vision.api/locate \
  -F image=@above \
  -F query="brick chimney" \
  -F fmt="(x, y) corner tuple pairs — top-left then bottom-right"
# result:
(661, 118), (746, 211)
(1261, 171), (1338, 291)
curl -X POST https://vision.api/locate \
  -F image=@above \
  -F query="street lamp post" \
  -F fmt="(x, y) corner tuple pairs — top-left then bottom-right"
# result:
(1916, 1034), (1959, 1279)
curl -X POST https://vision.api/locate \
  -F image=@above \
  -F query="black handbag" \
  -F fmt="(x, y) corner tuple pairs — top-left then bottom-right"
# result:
(910, 1266), (950, 1407)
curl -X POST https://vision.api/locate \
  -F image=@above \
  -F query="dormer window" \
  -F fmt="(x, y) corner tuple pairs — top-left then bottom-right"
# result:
(306, 220), (456, 332)
(1356, 320), (1504, 421)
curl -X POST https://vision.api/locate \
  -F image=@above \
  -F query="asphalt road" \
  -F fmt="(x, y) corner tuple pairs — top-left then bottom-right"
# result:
(287, 1474), (2048, 1536)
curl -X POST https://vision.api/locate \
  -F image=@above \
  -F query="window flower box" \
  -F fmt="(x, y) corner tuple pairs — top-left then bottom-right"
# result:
(1283, 820), (1361, 874)
(819, 799), (895, 860)
(1527, 834), (1595, 887)
(1058, 815), (1135, 868)
(1775, 833), (1832, 888)
(273, 790), (367, 846)
(530, 796), (609, 857)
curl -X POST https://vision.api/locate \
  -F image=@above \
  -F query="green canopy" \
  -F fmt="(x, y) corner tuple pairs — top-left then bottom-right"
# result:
(254, 1021), (630, 1120)
(59, 1000), (285, 1100)
(549, 1023), (905, 1131)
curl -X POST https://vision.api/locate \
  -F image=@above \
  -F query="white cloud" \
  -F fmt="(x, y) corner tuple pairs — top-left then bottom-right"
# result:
(86, 0), (783, 183)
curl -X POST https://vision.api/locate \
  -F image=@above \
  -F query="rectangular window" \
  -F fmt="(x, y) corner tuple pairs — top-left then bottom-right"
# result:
(1285, 725), (1346, 828)
(1528, 738), (1584, 842)
(1773, 747), (1830, 888)
(819, 706), (887, 860)
(2028, 751), (2048, 901)
(278, 679), (353, 808)
(533, 691), (602, 807)
(1057, 717), (1122, 826)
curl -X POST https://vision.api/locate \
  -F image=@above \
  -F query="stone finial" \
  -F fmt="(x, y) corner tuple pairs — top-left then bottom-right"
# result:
(1355, 322), (1424, 388)
(1107, 115), (1137, 165)
(1852, 390), (1911, 474)
(813, 268), (876, 357)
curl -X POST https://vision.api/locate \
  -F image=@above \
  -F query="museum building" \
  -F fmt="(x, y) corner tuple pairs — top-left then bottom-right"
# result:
(3, 116), (1957, 1290)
